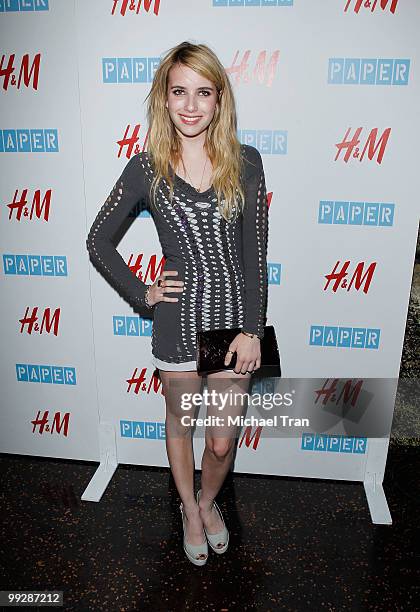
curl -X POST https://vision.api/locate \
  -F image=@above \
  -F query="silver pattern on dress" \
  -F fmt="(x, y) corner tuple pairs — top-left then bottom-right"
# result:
(86, 146), (268, 364)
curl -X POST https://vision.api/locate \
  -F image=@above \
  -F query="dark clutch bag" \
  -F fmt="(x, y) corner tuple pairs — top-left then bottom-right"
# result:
(196, 325), (281, 377)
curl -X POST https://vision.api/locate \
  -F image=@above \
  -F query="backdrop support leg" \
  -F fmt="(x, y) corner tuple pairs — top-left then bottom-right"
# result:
(81, 421), (118, 502)
(363, 437), (392, 525)
(363, 472), (392, 525)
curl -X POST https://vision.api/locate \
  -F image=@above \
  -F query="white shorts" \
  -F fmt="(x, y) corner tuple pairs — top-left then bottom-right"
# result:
(151, 355), (235, 373)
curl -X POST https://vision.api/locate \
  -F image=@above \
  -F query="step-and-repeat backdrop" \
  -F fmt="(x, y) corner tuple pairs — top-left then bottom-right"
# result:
(1, 0), (419, 482)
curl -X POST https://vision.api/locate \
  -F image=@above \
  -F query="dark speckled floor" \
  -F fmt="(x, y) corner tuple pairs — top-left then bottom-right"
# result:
(1, 254), (419, 611)
(0, 448), (419, 611)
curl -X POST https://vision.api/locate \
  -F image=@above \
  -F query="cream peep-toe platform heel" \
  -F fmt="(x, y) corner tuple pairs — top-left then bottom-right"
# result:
(179, 502), (208, 566)
(196, 489), (229, 554)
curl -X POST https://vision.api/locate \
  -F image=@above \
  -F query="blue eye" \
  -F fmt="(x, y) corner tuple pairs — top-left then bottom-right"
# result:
(172, 89), (211, 96)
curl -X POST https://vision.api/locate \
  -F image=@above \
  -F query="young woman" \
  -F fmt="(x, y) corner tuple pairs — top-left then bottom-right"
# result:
(86, 41), (269, 566)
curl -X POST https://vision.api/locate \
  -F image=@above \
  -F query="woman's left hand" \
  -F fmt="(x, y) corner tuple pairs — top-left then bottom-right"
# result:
(224, 333), (261, 374)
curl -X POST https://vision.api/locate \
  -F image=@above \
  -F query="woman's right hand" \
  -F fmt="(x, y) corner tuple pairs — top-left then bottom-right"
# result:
(146, 270), (184, 307)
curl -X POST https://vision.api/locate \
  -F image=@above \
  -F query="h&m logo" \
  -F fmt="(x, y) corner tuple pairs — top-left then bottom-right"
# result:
(7, 188), (52, 222)
(32, 410), (70, 437)
(344, 0), (398, 14)
(335, 127), (391, 164)
(111, 0), (161, 16)
(0, 52), (42, 90)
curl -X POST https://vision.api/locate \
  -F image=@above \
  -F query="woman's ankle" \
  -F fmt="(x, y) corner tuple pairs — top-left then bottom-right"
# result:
(182, 500), (200, 516)
(198, 493), (215, 513)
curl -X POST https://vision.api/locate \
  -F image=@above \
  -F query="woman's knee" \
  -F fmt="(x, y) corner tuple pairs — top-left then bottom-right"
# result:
(165, 412), (192, 438)
(206, 437), (235, 460)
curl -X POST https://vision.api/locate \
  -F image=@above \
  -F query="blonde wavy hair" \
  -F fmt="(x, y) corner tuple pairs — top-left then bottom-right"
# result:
(144, 41), (246, 224)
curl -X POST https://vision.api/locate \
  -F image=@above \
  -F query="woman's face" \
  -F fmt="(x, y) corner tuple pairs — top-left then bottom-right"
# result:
(166, 63), (219, 141)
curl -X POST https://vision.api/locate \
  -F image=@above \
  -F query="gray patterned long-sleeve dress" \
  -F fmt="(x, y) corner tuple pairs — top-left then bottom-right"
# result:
(86, 144), (269, 371)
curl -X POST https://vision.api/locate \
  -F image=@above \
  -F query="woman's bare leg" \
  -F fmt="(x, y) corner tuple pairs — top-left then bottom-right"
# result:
(198, 371), (252, 539)
(159, 369), (206, 547)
